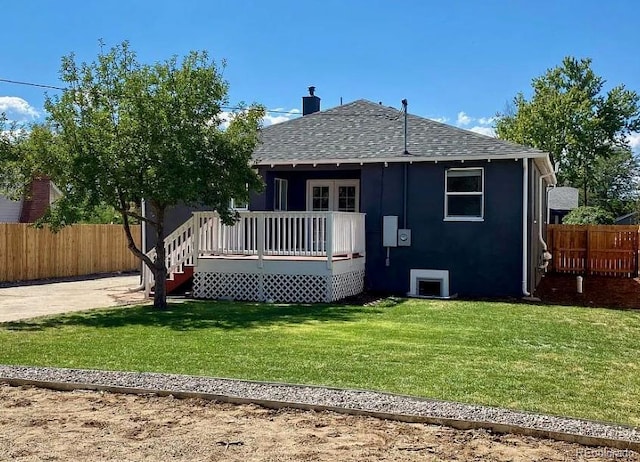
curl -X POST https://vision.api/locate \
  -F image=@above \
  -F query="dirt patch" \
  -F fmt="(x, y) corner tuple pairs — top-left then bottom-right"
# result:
(1, 385), (637, 461)
(536, 274), (640, 310)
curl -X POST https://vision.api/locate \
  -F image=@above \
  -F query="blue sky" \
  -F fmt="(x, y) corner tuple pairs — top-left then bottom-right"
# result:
(2, 0), (639, 148)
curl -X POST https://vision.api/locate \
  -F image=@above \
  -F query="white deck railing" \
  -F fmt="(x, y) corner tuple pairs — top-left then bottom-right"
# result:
(194, 211), (366, 259)
(144, 211), (366, 295)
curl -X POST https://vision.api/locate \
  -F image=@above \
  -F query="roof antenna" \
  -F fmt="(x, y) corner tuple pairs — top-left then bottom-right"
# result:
(402, 99), (408, 155)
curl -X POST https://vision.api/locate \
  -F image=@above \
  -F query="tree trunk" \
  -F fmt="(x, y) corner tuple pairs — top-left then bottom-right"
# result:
(153, 206), (168, 310)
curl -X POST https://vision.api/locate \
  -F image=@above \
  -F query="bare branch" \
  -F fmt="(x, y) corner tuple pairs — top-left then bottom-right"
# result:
(118, 193), (155, 272)
(122, 208), (157, 226)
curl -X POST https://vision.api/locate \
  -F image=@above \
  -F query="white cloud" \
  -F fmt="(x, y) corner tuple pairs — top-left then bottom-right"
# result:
(627, 132), (640, 153)
(456, 111), (472, 126)
(468, 126), (496, 137)
(217, 111), (234, 130)
(263, 114), (295, 125)
(478, 116), (496, 126)
(0, 96), (40, 120)
(217, 107), (300, 129)
(428, 116), (449, 123)
(262, 108), (299, 127)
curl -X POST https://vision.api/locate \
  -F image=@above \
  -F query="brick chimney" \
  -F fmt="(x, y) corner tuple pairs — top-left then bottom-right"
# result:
(19, 177), (52, 223)
(302, 86), (321, 116)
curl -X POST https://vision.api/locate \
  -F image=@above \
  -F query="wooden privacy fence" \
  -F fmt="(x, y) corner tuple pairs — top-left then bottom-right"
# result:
(0, 224), (141, 282)
(547, 224), (640, 278)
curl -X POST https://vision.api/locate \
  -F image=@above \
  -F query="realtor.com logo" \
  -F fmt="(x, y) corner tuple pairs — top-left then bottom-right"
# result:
(574, 447), (636, 460)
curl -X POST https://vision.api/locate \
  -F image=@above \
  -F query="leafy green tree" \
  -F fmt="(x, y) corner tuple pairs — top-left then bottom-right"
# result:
(589, 148), (639, 217)
(563, 206), (614, 225)
(38, 42), (264, 309)
(0, 115), (30, 200)
(496, 57), (640, 211)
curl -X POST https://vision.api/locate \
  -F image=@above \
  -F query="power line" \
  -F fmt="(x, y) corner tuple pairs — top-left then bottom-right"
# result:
(0, 78), (65, 91)
(0, 77), (302, 115)
(0, 77), (409, 118)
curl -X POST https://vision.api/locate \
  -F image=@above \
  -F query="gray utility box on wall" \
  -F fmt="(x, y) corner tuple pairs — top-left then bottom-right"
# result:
(398, 229), (411, 246)
(383, 216), (398, 247)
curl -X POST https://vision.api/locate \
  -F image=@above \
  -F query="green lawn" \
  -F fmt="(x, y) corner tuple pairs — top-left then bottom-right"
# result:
(1, 298), (639, 426)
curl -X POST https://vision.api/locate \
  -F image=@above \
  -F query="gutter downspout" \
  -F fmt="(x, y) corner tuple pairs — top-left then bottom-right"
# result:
(538, 172), (555, 269)
(522, 158), (530, 297)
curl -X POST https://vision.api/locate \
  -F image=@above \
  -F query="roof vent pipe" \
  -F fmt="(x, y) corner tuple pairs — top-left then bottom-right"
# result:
(402, 99), (409, 229)
(402, 99), (408, 155)
(302, 86), (321, 116)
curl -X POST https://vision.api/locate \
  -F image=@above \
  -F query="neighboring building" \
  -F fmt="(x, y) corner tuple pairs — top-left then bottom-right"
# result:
(152, 89), (556, 302)
(548, 186), (579, 224)
(615, 211), (639, 225)
(0, 177), (62, 223)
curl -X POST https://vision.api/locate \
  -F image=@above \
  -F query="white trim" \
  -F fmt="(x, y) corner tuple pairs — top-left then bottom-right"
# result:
(255, 152), (550, 167)
(257, 155), (557, 185)
(229, 198), (249, 210)
(443, 217), (484, 222)
(444, 167), (484, 221)
(522, 158), (530, 296)
(408, 269), (450, 298)
(306, 179), (360, 212)
(273, 178), (288, 211)
(230, 183), (250, 210)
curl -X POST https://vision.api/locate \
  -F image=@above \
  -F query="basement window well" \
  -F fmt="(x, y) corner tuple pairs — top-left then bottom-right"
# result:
(408, 269), (450, 298)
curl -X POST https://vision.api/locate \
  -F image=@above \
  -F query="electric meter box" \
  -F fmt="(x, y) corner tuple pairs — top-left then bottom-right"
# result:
(398, 229), (411, 246)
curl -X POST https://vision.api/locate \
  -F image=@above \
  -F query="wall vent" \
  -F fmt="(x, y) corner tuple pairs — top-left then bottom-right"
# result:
(408, 269), (450, 298)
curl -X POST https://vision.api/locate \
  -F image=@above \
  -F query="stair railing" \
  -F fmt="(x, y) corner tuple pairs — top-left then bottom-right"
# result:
(143, 216), (196, 297)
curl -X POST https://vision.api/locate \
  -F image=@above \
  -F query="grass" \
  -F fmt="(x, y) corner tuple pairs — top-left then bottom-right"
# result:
(1, 298), (639, 426)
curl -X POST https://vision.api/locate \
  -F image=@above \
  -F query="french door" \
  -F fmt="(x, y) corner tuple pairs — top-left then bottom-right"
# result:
(306, 180), (360, 212)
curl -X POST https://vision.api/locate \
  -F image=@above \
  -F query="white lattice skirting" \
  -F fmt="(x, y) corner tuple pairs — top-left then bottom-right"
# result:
(193, 268), (365, 303)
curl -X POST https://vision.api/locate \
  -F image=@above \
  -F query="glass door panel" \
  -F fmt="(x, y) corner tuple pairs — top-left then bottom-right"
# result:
(311, 185), (331, 211)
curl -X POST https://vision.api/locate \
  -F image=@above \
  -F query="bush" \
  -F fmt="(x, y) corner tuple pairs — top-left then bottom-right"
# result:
(563, 206), (614, 225)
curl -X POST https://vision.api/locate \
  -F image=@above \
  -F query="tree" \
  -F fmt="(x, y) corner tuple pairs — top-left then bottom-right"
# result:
(38, 42), (264, 309)
(589, 148), (639, 216)
(0, 115), (29, 200)
(496, 57), (640, 213)
(563, 206), (614, 225)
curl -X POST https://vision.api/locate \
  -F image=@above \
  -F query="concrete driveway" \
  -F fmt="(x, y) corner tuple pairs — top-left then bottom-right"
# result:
(0, 275), (147, 323)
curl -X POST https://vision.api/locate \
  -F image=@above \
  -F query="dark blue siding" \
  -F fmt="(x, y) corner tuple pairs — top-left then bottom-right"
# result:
(360, 161), (523, 297)
(252, 160), (524, 297)
(164, 160), (525, 298)
(255, 167), (360, 211)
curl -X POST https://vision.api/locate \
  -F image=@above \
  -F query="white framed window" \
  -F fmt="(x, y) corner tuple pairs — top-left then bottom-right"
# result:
(229, 198), (248, 210)
(229, 184), (249, 210)
(306, 179), (359, 212)
(444, 168), (484, 221)
(274, 178), (288, 211)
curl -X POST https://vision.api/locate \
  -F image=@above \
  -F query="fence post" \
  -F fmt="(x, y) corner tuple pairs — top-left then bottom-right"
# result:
(585, 225), (590, 276)
(636, 226), (640, 278)
(547, 225), (553, 272)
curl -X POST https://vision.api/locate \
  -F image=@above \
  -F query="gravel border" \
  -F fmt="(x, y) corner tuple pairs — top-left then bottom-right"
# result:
(1, 365), (639, 451)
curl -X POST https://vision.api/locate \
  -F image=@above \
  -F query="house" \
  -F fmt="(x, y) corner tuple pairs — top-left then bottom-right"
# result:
(0, 177), (62, 223)
(615, 211), (639, 225)
(547, 186), (578, 224)
(149, 89), (556, 302)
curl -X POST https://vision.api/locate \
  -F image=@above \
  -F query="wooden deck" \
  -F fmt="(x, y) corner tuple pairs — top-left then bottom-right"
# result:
(145, 211), (367, 303)
(199, 254), (361, 262)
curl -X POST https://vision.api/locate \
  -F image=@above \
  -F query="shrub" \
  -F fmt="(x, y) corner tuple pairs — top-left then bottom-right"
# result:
(563, 206), (614, 225)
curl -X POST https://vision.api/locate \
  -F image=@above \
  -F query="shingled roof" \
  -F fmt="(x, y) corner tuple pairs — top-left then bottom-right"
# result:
(253, 99), (550, 166)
